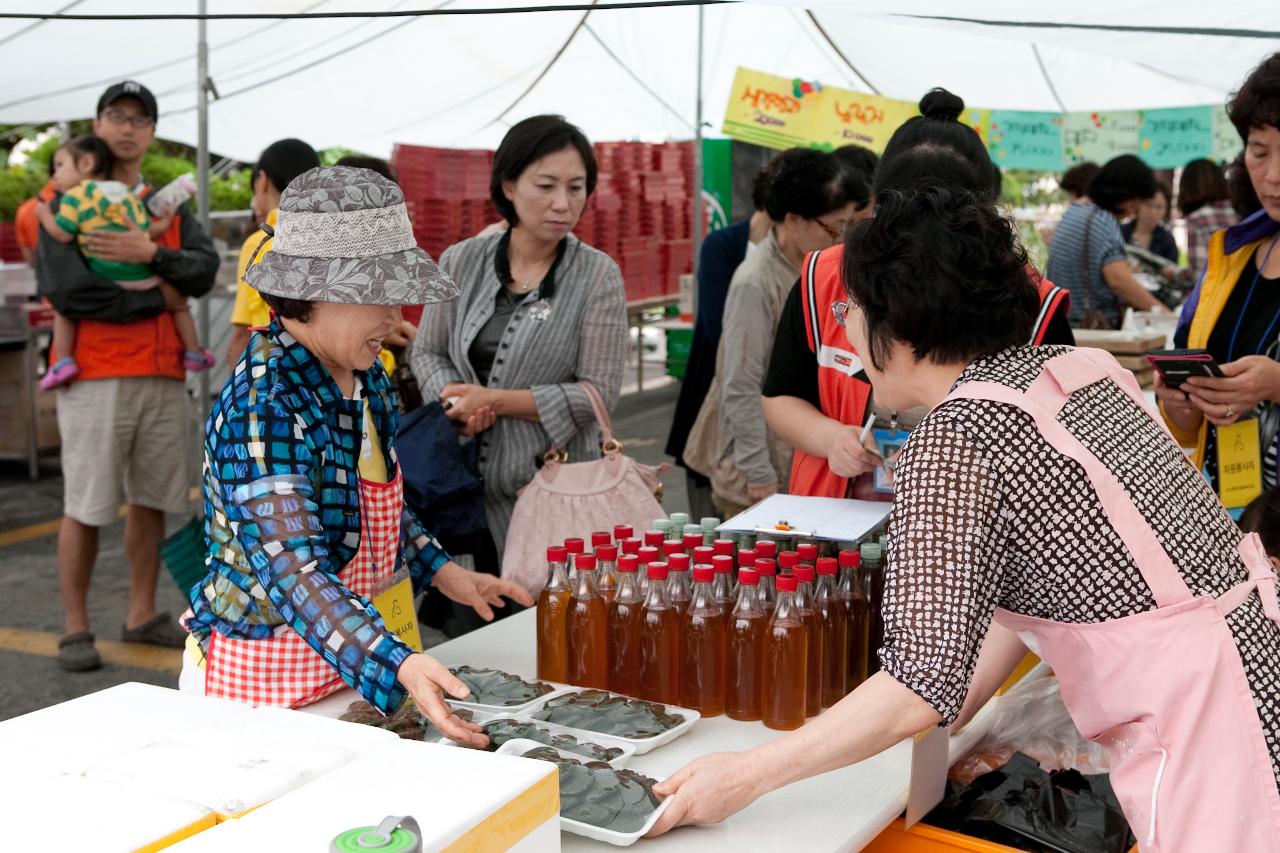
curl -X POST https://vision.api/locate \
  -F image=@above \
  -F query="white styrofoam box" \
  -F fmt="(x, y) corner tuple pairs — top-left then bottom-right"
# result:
(0, 774), (212, 852)
(166, 818), (255, 851)
(495, 739), (671, 847)
(0, 682), (250, 780)
(83, 735), (357, 818)
(229, 739), (559, 852)
(243, 705), (401, 755)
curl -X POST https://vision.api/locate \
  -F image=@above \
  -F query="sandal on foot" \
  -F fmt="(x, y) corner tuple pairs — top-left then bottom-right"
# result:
(58, 632), (102, 672)
(121, 612), (187, 648)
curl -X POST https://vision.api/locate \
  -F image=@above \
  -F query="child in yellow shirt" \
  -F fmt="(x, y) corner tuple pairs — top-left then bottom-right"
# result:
(35, 135), (214, 390)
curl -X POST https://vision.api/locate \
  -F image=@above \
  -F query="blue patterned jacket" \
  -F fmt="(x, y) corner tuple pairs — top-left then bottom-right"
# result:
(187, 321), (451, 713)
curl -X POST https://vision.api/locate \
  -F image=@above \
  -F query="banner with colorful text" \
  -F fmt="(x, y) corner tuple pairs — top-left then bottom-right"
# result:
(722, 67), (1242, 171)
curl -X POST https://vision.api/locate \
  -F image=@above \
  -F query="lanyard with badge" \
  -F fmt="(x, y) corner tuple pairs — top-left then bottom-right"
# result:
(1217, 235), (1280, 509)
(354, 383), (425, 653)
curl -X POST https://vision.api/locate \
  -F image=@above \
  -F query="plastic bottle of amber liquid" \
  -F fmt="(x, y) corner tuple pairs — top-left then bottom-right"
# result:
(815, 557), (848, 708)
(638, 563), (681, 704)
(726, 567), (765, 721)
(681, 566), (727, 716)
(837, 550), (869, 693)
(667, 553), (693, 617)
(613, 524), (635, 544)
(536, 545), (570, 682)
(637, 545), (660, 597)
(792, 565), (824, 717)
(564, 537), (586, 584)
(710, 554), (736, 618)
(797, 543), (819, 574)
(596, 544), (619, 606)
(608, 555), (645, 696)
(779, 550), (799, 577)
(755, 557), (778, 611)
(861, 541), (886, 677)
(763, 575), (807, 731)
(567, 553), (609, 689)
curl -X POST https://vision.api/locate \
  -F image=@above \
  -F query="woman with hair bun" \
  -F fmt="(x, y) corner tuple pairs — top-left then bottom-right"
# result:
(651, 185), (1280, 852)
(683, 147), (868, 517)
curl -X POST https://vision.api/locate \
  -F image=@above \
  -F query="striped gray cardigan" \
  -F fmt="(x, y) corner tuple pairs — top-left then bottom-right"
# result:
(410, 232), (628, 562)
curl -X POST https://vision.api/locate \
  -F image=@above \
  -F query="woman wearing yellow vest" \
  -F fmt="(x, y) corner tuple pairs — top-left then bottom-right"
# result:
(1158, 54), (1280, 508)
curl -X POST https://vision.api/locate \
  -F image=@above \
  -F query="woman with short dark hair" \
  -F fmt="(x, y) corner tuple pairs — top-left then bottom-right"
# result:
(683, 147), (867, 516)
(650, 185), (1280, 850)
(1176, 158), (1238, 287)
(1160, 52), (1280, 506)
(1046, 153), (1167, 328)
(410, 115), (626, 569)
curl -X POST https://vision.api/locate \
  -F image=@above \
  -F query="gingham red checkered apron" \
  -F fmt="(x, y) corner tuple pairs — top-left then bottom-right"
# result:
(203, 470), (404, 708)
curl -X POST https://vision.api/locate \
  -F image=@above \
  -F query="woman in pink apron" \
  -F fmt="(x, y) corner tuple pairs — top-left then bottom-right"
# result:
(180, 167), (531, 744)
(650, 184), (1280, 850)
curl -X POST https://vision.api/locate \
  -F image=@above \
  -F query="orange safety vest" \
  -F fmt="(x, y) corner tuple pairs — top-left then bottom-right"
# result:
(68, 191), (188, 382)
(790, 245), (1069, 498)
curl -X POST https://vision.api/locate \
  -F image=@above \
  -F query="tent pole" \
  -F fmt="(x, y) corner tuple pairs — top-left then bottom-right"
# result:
(691, 3), (704, 277)
(196, 0), (211, 415)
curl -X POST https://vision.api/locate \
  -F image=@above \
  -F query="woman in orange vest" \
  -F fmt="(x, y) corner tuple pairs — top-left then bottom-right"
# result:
(763, 89), (1072, 500)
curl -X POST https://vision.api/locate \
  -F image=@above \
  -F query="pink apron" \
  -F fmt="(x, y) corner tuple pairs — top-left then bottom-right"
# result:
(203, 470), (404, 708)
(946, 347), (1280, 852)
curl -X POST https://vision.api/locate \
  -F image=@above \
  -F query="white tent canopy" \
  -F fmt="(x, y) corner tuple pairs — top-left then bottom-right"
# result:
(1, 1), (1277, 161)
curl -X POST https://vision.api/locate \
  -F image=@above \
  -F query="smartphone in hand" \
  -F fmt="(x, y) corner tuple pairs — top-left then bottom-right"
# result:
(1146, 349), (1224, 389)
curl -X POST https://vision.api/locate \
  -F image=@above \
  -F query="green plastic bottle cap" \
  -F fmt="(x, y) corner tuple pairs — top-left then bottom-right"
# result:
(669, 513), (691, 528)
(860, 542), (883, 562)
(331, 816), (422, 853)
(700, 517), (721, 530)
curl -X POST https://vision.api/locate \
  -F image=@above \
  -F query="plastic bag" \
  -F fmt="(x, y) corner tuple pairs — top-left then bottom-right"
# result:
(926, 752), (1136, 853)
(951, 675), (1110, 787)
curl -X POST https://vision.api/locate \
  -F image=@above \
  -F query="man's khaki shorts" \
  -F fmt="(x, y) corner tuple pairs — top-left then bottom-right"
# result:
(58, 377), (193, 527)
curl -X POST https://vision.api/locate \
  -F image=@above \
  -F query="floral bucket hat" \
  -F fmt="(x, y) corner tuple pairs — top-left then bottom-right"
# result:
(245, 165), (458, 306)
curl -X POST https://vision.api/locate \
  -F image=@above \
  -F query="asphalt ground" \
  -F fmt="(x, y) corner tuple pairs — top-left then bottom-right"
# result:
(0, 378), (691, 721)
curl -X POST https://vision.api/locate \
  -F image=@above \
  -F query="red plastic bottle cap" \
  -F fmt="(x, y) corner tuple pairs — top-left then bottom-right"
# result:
(682, 534), (703, 551)
(614, 525), (635, 541)
(756, 541), (778, 558)
(737, 548), (758, 567)
(668, 553), (690, 571)
(816, 557), (838, 576)
(692, 567), (714, 584)
(564, 538), (586, 555)
(547, 546), (568, 563)
(737, 567), (760, 586)
(596, 545), (619, 561)
(713, 539), (736, 557)
(644, 531), (665, 547)
(798, 543), (819, 561)
(618, 555), (640, 573)
(838, 550), (861, 569)
(663, 539), (684, 556)
(779, 551), (799, 570)
(754, 557), (777, 577)
(638, 546), (660, 563)
(621, 538), (641, 555)
(575, 553), (597, 571)
(647, 563), (669, 581)
(776, 575), (798, 593)
(692, 546), (714, 563)
(794, 565), (815, 583)
(711, 555), (734, 574)
(591, 531), (613, 548)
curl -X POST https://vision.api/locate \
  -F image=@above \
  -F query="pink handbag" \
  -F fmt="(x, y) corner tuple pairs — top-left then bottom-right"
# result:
(501, 383), (669, 595)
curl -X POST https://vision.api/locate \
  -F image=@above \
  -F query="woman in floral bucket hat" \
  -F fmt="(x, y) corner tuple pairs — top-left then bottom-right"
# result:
(179, 167), (531, 742)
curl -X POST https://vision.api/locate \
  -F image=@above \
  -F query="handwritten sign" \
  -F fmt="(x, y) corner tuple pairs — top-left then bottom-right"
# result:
(1062, 111), (1141, 164)
(988, 111), (1063, 170)
(1212, 105), (1243, 164)
(372, 575), (424, 652)
(722, 67), (822, 150)
(1140, 106), (1214, 168)
(814, 91), (918, 153)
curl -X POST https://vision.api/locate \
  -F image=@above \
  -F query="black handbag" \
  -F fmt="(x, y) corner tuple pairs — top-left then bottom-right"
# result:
(395, 401), (488, 549)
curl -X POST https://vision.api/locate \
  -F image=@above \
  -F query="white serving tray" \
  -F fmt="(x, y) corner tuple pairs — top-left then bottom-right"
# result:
(446, 674), (571, 715)
(476, 716), (637, 768)
(495, 739), (671, 847)
(518, 688), (701, 755)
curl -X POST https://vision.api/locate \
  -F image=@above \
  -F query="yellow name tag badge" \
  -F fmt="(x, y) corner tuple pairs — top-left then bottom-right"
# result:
(1219, 418), (1263, 510)
(372, 576), (423, 652)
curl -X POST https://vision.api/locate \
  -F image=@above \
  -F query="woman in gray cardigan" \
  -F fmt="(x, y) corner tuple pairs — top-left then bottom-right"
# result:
(411, 115), (627, 565)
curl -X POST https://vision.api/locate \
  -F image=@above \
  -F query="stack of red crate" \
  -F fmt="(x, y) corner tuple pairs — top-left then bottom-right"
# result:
(389, 139), (697, 305)
(0, 222), (20, 263)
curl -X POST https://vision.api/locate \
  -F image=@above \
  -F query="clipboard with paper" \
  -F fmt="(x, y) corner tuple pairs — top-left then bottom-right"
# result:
(717, 494), (891, 542)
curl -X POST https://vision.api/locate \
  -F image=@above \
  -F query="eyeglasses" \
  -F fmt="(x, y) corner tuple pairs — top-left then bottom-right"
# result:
(100, 108), (154, 129)
(831, 300), (849, 328)
(811, 217), (846, 241)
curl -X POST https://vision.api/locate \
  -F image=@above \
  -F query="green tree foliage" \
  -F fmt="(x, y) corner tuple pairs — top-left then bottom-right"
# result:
(0, 165), (49, 220)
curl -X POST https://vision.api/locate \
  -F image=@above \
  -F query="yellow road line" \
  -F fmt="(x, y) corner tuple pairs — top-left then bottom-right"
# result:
(0, 487), (199, 550)
(0, 627), (182, 674)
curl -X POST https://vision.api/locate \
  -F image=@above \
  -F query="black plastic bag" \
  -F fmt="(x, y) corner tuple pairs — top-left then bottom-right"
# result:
(924, 752), (1135, 853)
